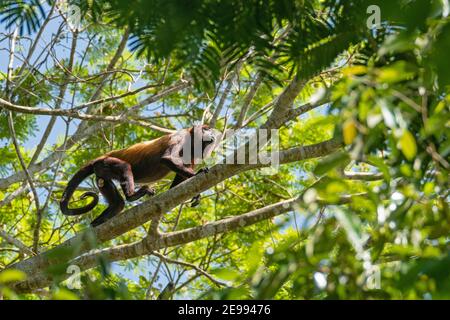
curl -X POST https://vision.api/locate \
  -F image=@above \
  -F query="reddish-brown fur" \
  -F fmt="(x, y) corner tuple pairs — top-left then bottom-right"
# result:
(60, 125), (215, 227)
(105, 135), (173, 183)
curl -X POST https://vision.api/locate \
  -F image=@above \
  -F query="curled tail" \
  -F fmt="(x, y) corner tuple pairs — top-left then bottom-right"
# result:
(60, 162), (98, 216)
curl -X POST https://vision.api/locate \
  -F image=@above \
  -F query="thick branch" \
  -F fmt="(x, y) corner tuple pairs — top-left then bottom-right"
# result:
(343, 172), (383, 181)
(8, 71), (333, 292)
(9, 138), (342, 291)
(262, 75), (305, 129)
(12, 186), (360, 293)
(0, 227), (35, 257)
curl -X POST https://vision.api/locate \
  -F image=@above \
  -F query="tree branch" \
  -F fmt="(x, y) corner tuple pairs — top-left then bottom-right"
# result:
(11, 185), (361, 293)
(0, 81), (187, 190)
(343, 172), (383, 181)
(0, 97), (175, 131)
(8, 138), (342, 292)
(0, 227), (35, 257)
(150, 251), (227, 288)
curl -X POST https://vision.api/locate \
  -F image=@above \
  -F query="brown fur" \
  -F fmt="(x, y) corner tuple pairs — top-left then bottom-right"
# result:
(106, 135), (171, 166)
(105, 135), (173, 183)
(60, 125), (216, 226)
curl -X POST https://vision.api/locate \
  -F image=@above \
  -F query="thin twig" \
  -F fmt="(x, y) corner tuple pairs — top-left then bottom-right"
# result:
(151, 251), (228, 288)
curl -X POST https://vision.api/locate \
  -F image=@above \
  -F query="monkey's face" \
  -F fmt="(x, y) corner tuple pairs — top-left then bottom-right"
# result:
(200, 125), (216, 145)
(190, 125), (219, 162)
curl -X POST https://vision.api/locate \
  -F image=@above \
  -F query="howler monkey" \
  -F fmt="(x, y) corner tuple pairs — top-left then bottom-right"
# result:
(60, 125), (217, 227)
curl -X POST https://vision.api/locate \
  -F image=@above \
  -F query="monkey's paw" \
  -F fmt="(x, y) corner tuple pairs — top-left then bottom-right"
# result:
(196, 167), (209, 175)
(145, 186), (156, 196)
(190, 195), (201, 207)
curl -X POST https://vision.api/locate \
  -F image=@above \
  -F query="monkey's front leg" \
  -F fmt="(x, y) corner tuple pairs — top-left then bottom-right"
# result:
(190, 168), (210, 207)
(161, 155), (196, 178)
(168, 168), (209, 207)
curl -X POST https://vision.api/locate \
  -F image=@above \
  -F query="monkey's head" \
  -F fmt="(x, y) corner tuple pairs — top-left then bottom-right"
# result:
(190, 124), (219, 161)
(200, 124), (216, 145)
(190, 124), (216, 144)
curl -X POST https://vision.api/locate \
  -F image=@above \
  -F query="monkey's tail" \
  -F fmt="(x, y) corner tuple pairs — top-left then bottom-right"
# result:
(60, 163), (99, 216)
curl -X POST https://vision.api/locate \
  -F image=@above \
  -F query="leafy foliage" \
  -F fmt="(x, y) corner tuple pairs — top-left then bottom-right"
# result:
(0, 0), (448, 300)
(65, 0), (377, 88)
(0, 0), (48, 35)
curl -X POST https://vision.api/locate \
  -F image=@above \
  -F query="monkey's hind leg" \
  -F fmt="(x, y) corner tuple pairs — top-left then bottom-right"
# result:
(123, 185), (155, 202)
(118, 166), (155, 202)
(97, 156), (154, 202)
(91, 177), (124, 227)
(118, 163), (155, 202)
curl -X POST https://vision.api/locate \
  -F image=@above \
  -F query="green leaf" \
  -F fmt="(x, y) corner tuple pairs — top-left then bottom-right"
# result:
(399, 130), (417, 161)
(343, 119), (357, 145)
(378, 33), (416, 56)
(245, 241), (264, 272)
(334, 208), (368, 256)
(376, 61), (416, 84)
(0, 269), (27, 283)
(211, 268), (240, 282)
(52, 288), (80, 300)
(314, 151), (350, 176)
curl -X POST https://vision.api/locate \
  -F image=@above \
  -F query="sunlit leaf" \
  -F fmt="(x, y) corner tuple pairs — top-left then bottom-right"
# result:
(52, 288), (80, 300)
(343, 119), (357, 145)
(314, 151), (350, 176)
(376, 61), (416, 84)
(399, 130), (417, 161)
(0, 269), (27, 283)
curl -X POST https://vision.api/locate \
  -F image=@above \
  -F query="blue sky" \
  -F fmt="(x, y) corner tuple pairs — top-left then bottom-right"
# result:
(0, 5), (319, 296)
(0, 11), (82, 151)
(0, 8), (162, 292)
